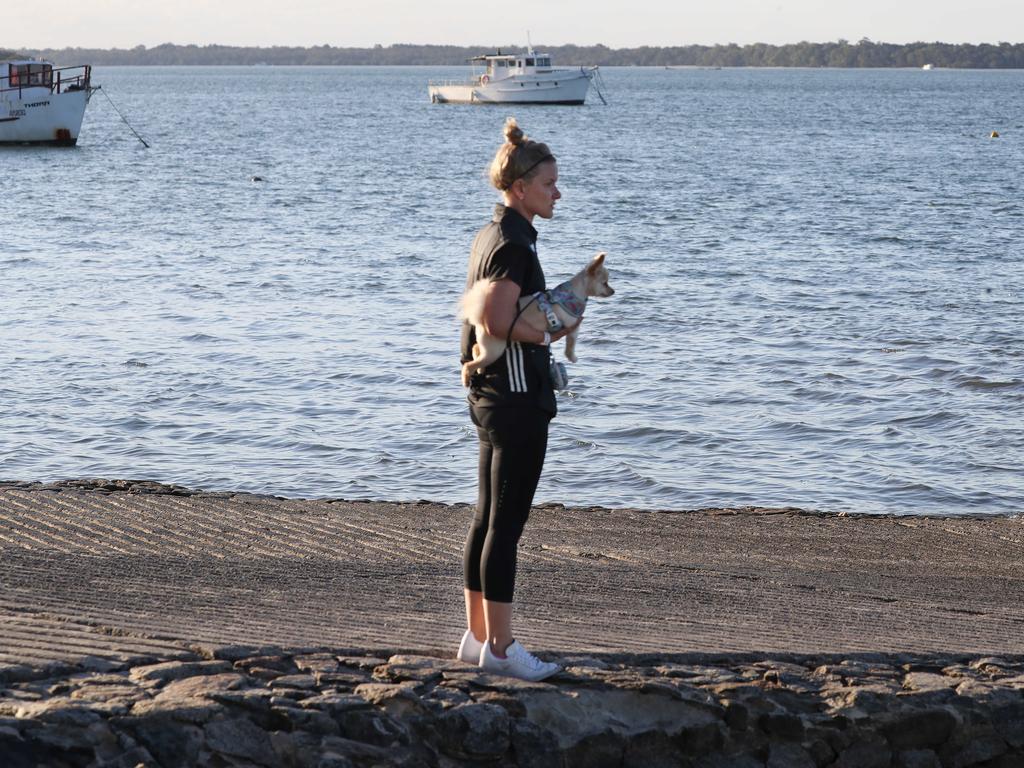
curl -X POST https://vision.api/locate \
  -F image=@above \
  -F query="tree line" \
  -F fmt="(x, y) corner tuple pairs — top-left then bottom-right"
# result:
(9, 40), (1024, 68)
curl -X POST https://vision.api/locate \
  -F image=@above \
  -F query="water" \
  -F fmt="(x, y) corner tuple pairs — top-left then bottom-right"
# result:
(3, 66), (1022, 515)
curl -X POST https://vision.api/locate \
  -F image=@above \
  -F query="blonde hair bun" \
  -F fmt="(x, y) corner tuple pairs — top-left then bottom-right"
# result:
(504, 117), (526, 146)
(488, 117), (554, 191)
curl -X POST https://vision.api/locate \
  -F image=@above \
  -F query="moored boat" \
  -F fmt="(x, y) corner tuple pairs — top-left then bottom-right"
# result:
(429, 49), (601, 105)
(1, 60), (95, 145)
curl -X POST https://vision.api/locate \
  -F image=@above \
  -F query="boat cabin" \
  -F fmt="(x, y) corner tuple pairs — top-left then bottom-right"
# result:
(473, 53), (554, 82)
(4, 60), (53, 89)
(1, 59), (91, 95)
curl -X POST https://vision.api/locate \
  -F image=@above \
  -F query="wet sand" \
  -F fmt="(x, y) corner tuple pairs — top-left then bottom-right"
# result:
(1, 479), (1021, 673)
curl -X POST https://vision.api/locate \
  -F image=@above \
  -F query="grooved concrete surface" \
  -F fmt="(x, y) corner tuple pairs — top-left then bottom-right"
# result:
(1, 480), (1022, 672)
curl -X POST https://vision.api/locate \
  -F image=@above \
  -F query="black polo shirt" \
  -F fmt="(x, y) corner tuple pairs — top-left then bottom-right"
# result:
(461, 204), (556, 415)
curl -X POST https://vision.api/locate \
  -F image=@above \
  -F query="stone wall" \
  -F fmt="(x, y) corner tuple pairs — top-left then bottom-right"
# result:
(2, 647), (1022, 768)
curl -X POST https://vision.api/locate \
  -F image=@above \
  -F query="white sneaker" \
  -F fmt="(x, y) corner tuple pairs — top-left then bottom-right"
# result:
(457, 629), (485, 664)
(480, 640), (561, 682)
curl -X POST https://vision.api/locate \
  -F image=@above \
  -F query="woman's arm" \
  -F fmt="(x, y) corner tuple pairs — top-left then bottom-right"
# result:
(482, 279), (582, 345)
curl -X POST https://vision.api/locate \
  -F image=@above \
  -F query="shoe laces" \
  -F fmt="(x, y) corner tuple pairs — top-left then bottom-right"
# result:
(509, 642), (546, 670)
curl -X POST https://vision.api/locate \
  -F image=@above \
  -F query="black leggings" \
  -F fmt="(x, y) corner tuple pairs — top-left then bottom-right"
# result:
(464, 404), (550, 603)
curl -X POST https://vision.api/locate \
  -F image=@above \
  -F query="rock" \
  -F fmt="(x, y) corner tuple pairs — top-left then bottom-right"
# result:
(247, 666), (287, 681)
(15, 697), (101, 727)
(77, 656), (125, 674)
(623, 729), (687, 768)
(209, 688), (275, 716)
(314, 670), (371, 688)
(565, 729), (626, 768)
(438, 702), (511, 760)
(380, 654), (465, 683)
(268, 673), (318, 690)
(159, 672), (248, 699)
(204, 717), (275, 765)
(902, 672), (955, 693)
(130, 678), (230, 725)
(520, 688), (723, 751)
(723, 700), (749, 731)
(29, 721), (98, 751)
(945, 733), (1008, 768)
(354, 682), (425, 717)
(827, 685), (898, 715)
(881, 708), (958, 750)
(969, 657), (1015, 675)
(440, 668), (559, 692)
(0, 663), (38, 684)
(317, 753), (356, 768)
(129, 660), (231, 685)
(319, 735), (394, 762)
(655, 664), (740, 684)
(805, 735), (837, 767)
(273, 705), (340, 735)
(123, 717), (203, 768)
(94, 745), (158, 768)
(204, 644), (268, 662)
(758, 711), (805, 740)
(509, 718), (561, 768)
(767, 742), (817, 768)
(336, 656), (388, 670)
(293, 653), (341, 674)
(298, 693), (371, 715)
(992, 702), (1024, 748)
(833, 736), (893, 768)
(233, 655), (296, 674)
(337, 708), (411, 748)
(895, 749), (942, 768)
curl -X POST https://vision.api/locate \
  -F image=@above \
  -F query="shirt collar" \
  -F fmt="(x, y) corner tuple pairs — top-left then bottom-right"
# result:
(493, 204), (538, 243)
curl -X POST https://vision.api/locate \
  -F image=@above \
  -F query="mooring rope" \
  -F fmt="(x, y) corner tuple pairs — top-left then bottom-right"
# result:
(97, 86), (150, 148)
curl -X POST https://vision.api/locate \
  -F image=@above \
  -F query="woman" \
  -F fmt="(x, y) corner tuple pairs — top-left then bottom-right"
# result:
(457, 118), (581, 681)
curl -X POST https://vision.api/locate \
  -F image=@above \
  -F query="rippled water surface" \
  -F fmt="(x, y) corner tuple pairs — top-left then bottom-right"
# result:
(3, 66), (1022, 514)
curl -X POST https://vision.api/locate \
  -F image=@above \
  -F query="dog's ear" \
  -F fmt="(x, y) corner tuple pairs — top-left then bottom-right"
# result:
(587, 252), (606, 273)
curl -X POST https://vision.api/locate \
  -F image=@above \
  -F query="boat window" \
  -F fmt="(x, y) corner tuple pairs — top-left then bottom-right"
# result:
(538, 58), (551, 67)
(525, 58), (535, 67)
(12, 63), (52, 87)
(516, 60), (523, 67)
(496, 60), (507, 67)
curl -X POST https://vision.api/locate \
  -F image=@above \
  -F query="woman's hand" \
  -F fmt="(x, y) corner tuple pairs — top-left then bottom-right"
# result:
(483, 279), (583, 346)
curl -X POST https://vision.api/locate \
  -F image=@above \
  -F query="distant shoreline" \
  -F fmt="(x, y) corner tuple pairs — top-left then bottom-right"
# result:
(8, 40), (1024, 68)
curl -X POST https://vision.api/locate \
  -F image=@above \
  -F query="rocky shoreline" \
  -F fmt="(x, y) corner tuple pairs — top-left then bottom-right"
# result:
(3, 644), (1023, 768)
(2, 480), (1023, 766)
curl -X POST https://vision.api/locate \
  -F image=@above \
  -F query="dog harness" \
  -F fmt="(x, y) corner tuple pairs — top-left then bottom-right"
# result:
(533, 282), (587, 331)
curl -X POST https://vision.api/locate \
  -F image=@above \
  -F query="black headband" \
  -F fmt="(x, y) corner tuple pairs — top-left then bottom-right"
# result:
(512, 153), (556, 183)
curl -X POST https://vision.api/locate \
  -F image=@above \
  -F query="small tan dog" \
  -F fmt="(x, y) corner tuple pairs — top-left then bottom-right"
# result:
(461, 252), (614, 386)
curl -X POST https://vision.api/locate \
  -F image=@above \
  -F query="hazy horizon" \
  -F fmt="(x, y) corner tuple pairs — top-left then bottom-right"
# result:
(5, 0), (1021, 51)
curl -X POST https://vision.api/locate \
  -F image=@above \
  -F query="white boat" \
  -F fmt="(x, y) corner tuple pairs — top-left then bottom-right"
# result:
(429, 49), (601, 105)
(922, 63), (934, 70)
(1, 60), (95, 145)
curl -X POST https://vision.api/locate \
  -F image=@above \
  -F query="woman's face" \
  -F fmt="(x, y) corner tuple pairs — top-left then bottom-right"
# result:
(516, 161), (561, 220)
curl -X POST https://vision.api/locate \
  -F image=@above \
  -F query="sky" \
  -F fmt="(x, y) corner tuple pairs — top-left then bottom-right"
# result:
(8, 0), (1023, 50)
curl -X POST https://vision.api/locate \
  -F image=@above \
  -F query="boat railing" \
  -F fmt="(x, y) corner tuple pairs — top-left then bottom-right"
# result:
(428, 78), (478, 88)
(0, 64), (92, 98)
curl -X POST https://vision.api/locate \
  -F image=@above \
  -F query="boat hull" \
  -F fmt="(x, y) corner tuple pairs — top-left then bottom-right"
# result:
(0, 88), (91, 145)
(430, 71), (592, 105)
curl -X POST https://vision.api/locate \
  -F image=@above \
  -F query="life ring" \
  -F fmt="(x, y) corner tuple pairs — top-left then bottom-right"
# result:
(481, 75), (490, 85)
